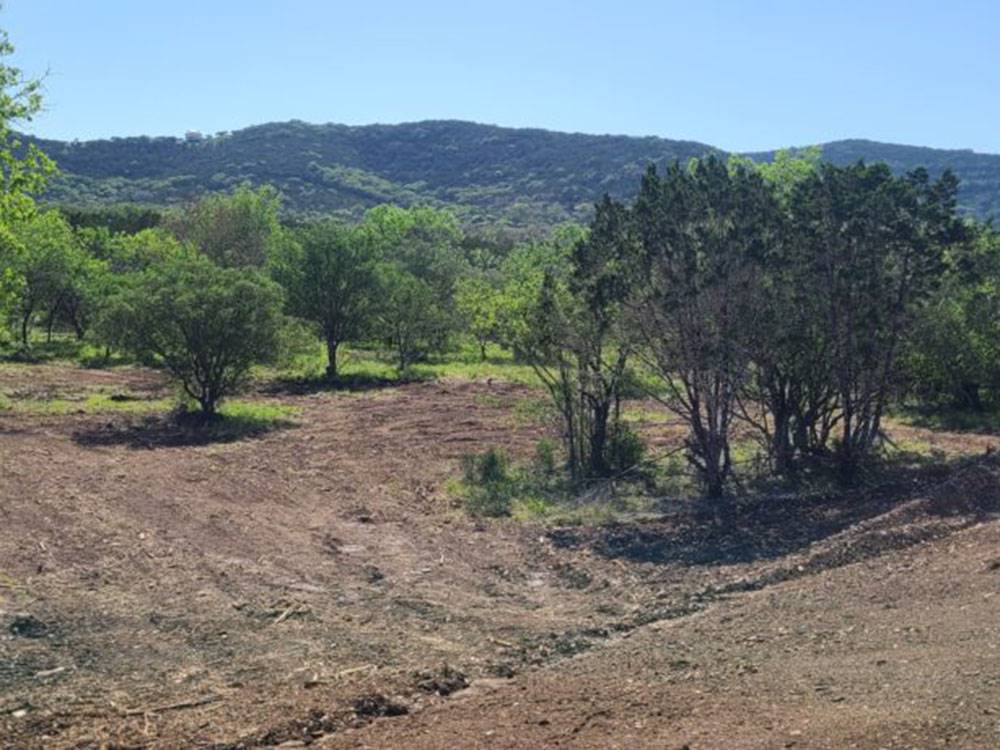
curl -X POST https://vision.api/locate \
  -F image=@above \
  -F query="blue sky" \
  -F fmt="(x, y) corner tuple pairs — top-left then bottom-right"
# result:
(4, 0), (999, 153)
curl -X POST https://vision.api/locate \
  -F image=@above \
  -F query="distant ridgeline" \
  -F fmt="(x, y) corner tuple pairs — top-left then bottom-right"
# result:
(21, 120), (1000, 227)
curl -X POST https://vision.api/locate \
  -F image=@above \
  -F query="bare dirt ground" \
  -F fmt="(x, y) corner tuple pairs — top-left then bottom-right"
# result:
(1, 363), (999, 749)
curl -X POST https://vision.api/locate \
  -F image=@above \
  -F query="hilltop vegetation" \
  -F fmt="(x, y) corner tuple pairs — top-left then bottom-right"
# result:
(24, 120), (1000, 227)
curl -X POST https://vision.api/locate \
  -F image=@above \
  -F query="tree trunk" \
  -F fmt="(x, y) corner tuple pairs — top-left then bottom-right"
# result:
(21, 308), (32, 347)
(957, 381), (983, 412)
(771, 409), (794, 476)
(588, 400), (610, 477)
(325, 337), (339, 380)
(200, 395), (216, 417)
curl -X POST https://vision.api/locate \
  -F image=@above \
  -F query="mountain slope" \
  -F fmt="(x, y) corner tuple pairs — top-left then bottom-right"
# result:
(24, 120), (1000, 227)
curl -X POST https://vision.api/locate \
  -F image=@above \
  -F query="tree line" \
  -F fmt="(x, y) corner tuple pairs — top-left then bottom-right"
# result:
(1, 27), (998, 500)
(506, 151), (986, 497)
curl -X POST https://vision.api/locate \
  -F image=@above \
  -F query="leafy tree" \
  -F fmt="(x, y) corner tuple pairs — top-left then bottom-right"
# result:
(97, 227), (194, 273)
(455, 274), (501, 360)
(270, 219), (379, 378)
(737, 151), (834, 476)
(360, 205), (468, 352)
(0, 27), (55, 226)
(166, 184), (287, 268)
(906, 226), (1000, 410)
(99, 254), (284, 415)
(633, 158), (774, 499)
(56, 250), (110, 340)
(0, 23), (56, 329)
(790, 163), (962, 475)
(377, 265), (446, 373)
(502, 214), (637, 481)
(8, 211), (80, 346)
(0, 224), (23, 339)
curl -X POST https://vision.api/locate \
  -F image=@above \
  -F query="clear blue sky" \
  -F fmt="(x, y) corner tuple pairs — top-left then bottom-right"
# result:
(4, 0), (999, 153)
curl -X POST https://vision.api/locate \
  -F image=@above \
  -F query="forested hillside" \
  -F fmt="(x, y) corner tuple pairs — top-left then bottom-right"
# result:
(25, 120), (1000, 227)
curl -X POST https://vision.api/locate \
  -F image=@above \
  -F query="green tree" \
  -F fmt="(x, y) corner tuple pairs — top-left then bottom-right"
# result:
(270, 219), (379, 378)
(9, 210), (80, 346)
(360, 205), (468, 353)
(166, 184), (287, 268)
(455, 275), (501, 360)
(501, 214), (637, 481)
(906, 225), (1000, 410)
(790, 163), (962, 476)
(633, 157), (774, 499)
(99, 254), (284, 415)
(0, 24), (56, 329)
(377, 265), (446, 373)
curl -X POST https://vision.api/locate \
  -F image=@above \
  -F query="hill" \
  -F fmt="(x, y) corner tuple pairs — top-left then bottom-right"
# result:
(23, 120), (1000, 227)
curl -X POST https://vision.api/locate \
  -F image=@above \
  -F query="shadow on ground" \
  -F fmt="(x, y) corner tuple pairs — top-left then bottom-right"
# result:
(550, 454), (1000, 568)
(72, 412), (296, 449)
(261, 372), (430, 396)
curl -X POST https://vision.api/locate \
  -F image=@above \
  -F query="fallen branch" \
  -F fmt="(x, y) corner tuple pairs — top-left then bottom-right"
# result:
(334, 664), (376, 679)
(34, 666), (68, 679)
(272, 602), (310, 625)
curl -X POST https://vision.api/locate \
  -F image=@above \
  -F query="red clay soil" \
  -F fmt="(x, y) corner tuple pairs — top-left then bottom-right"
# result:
(1, 364), (999, 749)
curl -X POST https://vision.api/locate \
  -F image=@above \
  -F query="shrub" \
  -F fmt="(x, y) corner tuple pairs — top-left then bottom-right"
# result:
(532, 438), (558, 476)
(460, 447), (515, 517)
(607, 422), (645, 474)
(99, 253), (285, 415)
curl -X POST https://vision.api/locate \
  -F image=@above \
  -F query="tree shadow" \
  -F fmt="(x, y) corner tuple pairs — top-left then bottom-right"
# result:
(897, 405), (999, 435)
(0, 340), (83, 364)
(548, 454), (998, 568)
(72, 411), (295, 449)
(261, 371), (431, 396)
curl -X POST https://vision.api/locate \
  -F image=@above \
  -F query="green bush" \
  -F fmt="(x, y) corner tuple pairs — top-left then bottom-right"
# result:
(98, 253), (285, 415)
(460, 447), (516, 517)
(532, 438), (558, 476)
(607, 422), (645, 474)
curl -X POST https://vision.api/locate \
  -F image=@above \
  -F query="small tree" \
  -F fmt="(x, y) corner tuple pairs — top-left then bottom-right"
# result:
(100, 254), (284, 415)
(270, 219), (378, 378)
(361, 204), (468, 353)
(9, 210), (79, 346)
(377, 266), (446, 374)
(905, 226), (999, 411)
(455, 275), (501, 360)
(791, 163), (962, 476)
(634, 158), (773, 500)
(502, 213), (637, 482)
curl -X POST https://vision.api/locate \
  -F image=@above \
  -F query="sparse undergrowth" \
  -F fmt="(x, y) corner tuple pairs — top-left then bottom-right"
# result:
(453, 441), (661, 524)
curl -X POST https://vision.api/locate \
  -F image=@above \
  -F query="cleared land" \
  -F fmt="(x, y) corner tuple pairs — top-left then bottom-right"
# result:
(1, 362), (999, 749)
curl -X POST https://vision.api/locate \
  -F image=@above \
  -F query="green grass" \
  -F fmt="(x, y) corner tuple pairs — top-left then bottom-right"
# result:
(894, 404), (1000, 434)
(262, 340), (544, 388)
(511, 396), (553, 426)
(621, 405), (673, 425)
(451, 442), (666, 526)
(216, 400), (300, 424)
(0, 335), (131, 368)
(2, 388), (299, 425)
(6, 392), (173, 415)
(509, 491), (660, 525)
